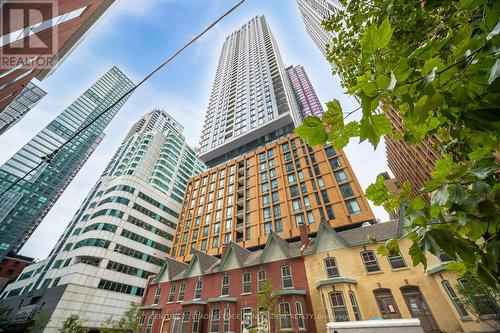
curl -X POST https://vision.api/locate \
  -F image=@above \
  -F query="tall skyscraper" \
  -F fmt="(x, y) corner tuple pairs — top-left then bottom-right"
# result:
(0, 0), (117, 116)
(296, 0), (342, 57)
(286, 65), (324, 118)
(0, 66), (134, 259)
(173, 133), (375, 262)
(0, 109), (205, 332)
(0, 82), (47, 135)
(198, 15), (301, 167)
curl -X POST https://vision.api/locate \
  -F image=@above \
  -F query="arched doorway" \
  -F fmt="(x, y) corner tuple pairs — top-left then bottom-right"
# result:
(400, 286), (440, 332)
(373, 288), (401, 319)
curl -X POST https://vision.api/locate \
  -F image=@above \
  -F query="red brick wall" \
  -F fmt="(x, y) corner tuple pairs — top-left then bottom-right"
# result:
(141, 257), (316, 333)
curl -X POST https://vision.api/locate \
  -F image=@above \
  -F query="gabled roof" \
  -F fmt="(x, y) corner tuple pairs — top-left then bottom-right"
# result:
(259, 232), (291, 263)
(218, 241), (252, 271)
(154, 257), (188, 283)
(306, 219), (347, 254)
(183, 250), (219, 278)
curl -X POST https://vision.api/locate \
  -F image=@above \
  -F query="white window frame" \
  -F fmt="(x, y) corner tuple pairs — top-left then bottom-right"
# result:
(281, 266), (293, 289)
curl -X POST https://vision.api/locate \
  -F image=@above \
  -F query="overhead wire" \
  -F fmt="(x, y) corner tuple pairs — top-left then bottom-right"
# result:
(0, 0), (245, 197)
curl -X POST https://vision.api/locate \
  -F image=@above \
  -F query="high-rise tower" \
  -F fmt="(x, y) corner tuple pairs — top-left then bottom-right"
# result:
(0, 66), (134, 259)
(0, 109), (205, 331)
(286, 65), (324, 118)
(296, 0), (342, 57)
(198, 15), (301, 167)
(0, 82), (47, 136)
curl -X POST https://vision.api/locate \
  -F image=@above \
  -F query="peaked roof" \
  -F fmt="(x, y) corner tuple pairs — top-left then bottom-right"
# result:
(218, 241), (252, 271)
(154, 257), (189, 283)
(259, 232), (291, 263)
(306, 219), (347, 254)
(182, 250), (220, 278)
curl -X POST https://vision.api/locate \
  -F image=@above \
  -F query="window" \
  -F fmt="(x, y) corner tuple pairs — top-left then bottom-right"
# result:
(210, 308), (220, 333)
(221, 276), (229, 296)
(330, 291), (349, 322)
(279, 302), (292, 329)
(324, 257), (339, 278)
(289, 185), (299, 198)
(349, 291), (362, 320)
(329, 158), (341, 169)
(292, 199), (302, 212)
(169, 314), (180, 333)
(178, 283), (185, 301)
(153, 288), (161, 304)
(361, 251), (381, 272)
(264, 222), (272, 235)
(180, 311), (189, 333)
(242, 272), (251, 293)
(257, 270), (266, 291)
(340, 183), (354, 197)
(192, 312), (201, 333)
(145, 315), (154, 333)
(223, 308), (231, 332)
(346, 199), (361, 214)
(241, 308), (253, 330)
(194, 280), (202, 299)
(296, 301), (306, 329)
(458, 279), (496, 315)
(262, 194), (270, 206)
(388, 254), (407, 269)
(168, 284), (176, 303)
(281, 266), (292, 288)
(335, 170), (347, 182)
(442, 281), (468, 317)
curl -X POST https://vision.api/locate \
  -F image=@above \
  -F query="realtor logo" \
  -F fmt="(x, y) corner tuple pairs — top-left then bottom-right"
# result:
(1, 0), (58, 69)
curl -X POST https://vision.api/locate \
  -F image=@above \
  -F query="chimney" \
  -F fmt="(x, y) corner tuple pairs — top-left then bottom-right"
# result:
(298, 222), (310, 248)
(221, 243), (229, 257)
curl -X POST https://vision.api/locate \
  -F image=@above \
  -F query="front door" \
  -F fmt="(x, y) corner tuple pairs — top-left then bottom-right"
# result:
(373, 288), (402, 319)
(401, 286), (440, 332)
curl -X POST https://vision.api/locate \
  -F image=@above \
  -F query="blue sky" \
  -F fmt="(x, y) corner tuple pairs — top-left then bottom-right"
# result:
(0, 0), (389, 259)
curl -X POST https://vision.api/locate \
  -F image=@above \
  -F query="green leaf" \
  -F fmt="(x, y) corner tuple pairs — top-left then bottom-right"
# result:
(486, 18), (500, 40)
(444, 262), (467, 275)
(295, 117), (327, 146)
(359, 113), (392, 147)
(409, 241), (427, 269)
(431, 184), (449, 206)
(365, 175), (390, 205)
(488, 59), (500, 85)
(360, 18), (393, 59)
(377, 245), (389, 256)
(408, 197), (426, 212)
(385, 238), (400, 256)
(448, 184), (466, 204)
(423, 57), (444, 75)
(468, 146), (492, 160)
(459, 0), (476, 10)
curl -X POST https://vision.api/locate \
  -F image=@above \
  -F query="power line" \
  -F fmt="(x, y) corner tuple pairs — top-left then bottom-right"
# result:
(0, 0), (245, 197)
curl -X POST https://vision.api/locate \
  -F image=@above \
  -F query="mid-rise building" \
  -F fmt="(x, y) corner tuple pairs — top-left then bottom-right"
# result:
(0, 66), (134, 260)
(296, 0), (342, 57)
(385, 108), (439, 202)
(0, 109), (205, 332)
(286, 65), (324, 118)
(172, 133), (375, 262)
(0, 82), (47, 135)
(198, 15), (301, 167)
(0, 0), (117, 118)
